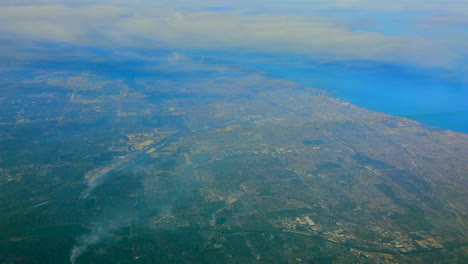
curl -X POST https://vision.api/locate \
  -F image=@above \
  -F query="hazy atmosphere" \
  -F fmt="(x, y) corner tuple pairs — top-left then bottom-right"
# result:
(0, 1), (467, 263)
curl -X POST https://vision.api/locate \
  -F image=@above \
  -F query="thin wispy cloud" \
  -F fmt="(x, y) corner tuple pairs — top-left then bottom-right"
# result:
(0, 0), (466, 68)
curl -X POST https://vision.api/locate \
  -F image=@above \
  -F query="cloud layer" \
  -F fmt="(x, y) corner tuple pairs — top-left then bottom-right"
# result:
(0, 0), (466, 68)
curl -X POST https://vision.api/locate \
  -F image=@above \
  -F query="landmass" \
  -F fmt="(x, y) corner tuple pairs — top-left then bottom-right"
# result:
(0, 59), (466, 263)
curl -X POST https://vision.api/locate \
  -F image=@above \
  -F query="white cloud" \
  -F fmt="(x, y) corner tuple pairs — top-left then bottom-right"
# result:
(0, 1), (465, 68)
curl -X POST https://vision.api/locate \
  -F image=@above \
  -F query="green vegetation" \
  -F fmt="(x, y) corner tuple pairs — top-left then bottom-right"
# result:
(375, 183), (421, 212)
(352, 153), (392, 169)
(264, 208), (314, 219)
(390, 213), (435, 231)
(316, 162), (342, 170)
(0, 65), (466, 264)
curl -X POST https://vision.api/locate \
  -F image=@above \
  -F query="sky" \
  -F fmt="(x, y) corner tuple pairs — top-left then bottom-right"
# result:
(0, 0), (467, 70)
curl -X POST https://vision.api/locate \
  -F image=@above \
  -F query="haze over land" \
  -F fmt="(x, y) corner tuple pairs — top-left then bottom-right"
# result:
(0, 1), (467, 263)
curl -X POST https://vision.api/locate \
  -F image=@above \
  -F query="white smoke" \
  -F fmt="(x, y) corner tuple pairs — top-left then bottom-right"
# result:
(69, 224), (113, 264)
(69, 215), (132, 263)
(79, 179), (98, 199)
(79, 167), (114, 199)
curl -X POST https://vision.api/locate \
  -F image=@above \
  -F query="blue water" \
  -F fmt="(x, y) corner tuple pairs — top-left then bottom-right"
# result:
(210, 53), (468, 133)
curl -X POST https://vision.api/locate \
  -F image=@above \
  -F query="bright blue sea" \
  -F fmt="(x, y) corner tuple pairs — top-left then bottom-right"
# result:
(218, 54), (468, 133)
